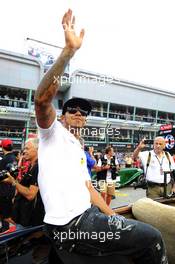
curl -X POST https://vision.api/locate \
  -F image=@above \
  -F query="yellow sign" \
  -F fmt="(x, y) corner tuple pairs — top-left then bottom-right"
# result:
(115, 192), (128, 197)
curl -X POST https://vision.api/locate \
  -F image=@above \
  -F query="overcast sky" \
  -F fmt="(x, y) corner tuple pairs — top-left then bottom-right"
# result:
(1, 0), (175, 92)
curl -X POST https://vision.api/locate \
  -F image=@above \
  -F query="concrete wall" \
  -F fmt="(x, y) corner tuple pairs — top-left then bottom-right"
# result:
(0, 49), (43, 90)
(70, 70), (175, 113)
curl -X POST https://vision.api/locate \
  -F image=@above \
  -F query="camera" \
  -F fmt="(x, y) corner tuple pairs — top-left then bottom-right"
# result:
(0, 163), (18, 183)
(110, 164), (116, 170)
(0, 170), (9, 182)
(144, 139), (154, 145)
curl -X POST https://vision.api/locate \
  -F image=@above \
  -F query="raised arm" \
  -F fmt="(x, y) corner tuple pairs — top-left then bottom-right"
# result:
(133, 139), (145, 160)
(34, 9), (85, 128)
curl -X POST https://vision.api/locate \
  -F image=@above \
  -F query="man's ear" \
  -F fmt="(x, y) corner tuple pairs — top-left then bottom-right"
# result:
(60, 115), (65, 122)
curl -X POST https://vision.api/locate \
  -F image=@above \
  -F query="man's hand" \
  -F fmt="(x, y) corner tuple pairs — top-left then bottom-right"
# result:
(62, 9), (85, 52)
(102, 165), (111, 170)
(3, 172), (15, 185)
(35, 9), (85, 129)
(3, 173), (38, 201)
(133, 139), (146, 160)
(137, 139), (146, 150)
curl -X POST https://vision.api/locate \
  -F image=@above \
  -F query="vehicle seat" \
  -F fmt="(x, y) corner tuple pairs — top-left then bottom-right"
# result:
(51, 247), (133, 264)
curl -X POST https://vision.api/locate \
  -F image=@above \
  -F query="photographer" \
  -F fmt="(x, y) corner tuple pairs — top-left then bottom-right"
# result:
(3, 138), (44, 227)
(96, 146), (119, 205)
(0, 139), (17, 233)
(133, 137), (175, 198)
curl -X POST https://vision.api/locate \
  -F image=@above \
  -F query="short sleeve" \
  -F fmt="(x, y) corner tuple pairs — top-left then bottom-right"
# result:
(37, 116), (63, 141)
(86, 154), (96, 169)
(139, 151), (149, 168)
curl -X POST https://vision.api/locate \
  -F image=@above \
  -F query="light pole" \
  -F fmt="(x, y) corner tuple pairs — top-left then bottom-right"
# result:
(26, 38), (63, 49)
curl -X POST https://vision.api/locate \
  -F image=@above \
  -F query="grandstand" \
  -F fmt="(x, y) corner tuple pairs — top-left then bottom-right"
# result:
(1, 49), (175, 151)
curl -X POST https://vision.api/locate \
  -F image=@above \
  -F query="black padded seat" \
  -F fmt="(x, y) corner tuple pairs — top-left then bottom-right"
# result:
(55, 248), (133, 264)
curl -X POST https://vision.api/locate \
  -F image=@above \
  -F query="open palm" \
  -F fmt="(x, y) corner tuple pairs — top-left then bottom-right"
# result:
(62, 9), (85, 51)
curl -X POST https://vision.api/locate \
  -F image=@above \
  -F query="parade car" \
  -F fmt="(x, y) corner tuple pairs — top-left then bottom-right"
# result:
(116, 167), (144, 188)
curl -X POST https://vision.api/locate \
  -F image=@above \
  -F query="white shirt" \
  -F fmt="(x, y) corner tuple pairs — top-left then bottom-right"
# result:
(38, 118), (91, 225)
(139, 150), (175, 183)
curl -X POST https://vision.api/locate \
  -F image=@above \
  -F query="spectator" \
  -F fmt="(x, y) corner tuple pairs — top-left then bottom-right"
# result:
(0, 139), (17, 233)
(133, 137), (175, 198)
(96, 146), (119, 205)
(124, 154), (133, 168)
(84, 146), (96, 177)
(3, 138), (44, 227)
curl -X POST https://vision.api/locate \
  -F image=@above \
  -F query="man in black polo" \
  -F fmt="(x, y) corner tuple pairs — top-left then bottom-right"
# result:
(3, 138), (44, 227)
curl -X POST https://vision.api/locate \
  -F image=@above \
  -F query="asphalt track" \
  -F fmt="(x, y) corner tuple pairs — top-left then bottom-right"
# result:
(111, 186), (146, 208)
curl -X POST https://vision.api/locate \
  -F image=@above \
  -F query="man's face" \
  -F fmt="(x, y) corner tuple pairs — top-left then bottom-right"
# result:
(153, 138), (165, 154)
(61, 106), (87, 129)
(108, 148), (114, 157)
(23, 141), (37, 161)
(89, 146), (94, 153)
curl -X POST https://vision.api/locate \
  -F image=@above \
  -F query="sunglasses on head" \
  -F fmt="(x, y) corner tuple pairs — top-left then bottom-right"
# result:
(66, 107), (88, 116)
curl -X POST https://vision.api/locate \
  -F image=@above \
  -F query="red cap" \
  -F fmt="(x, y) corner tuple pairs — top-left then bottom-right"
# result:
(1, 139), (13, 148)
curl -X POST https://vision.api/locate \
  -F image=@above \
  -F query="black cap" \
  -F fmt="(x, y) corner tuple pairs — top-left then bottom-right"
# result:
(62, 97), (92, 115)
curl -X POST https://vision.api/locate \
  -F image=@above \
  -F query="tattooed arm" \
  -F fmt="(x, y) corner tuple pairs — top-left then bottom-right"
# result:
(34, 9), (85, 128)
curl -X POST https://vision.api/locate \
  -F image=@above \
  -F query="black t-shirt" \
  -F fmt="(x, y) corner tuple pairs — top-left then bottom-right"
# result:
(13, 162), (45, 227)
(20, 163), (38, 187)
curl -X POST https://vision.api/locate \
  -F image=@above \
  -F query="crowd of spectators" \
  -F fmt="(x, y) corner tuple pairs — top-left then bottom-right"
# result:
(0, 89), (28, 108)
(1, 88), (174, 127)
(109, 110), (132, 120)
(89, 104), (175, 124)
(90, 106), (108, 117)
(0, 127), (23, 138)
